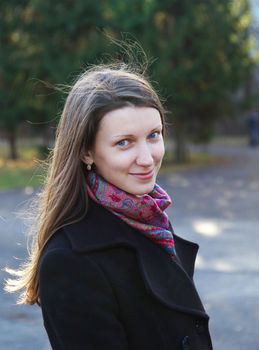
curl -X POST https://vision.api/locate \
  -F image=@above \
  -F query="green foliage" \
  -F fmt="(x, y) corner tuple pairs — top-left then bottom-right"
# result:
(0, 0), (32, 130)
(0, 0), (256, 162)
(141, 0), (255, 145)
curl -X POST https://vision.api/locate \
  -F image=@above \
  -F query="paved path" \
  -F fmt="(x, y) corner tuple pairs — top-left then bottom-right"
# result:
(0, 140), (259, 349)
(0, 189), (51, 350)
(161, 142), (259, 350)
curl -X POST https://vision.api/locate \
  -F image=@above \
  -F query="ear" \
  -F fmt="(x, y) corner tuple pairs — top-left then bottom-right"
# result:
(81, 151), (94, 165)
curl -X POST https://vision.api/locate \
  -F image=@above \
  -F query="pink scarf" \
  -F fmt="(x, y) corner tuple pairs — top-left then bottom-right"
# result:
(86, 171), (176, 259)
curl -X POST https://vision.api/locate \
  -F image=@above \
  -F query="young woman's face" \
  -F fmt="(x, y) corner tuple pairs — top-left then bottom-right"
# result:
(84, 106), (165, 195)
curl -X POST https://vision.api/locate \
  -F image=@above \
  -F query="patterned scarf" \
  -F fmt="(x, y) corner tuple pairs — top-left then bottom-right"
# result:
(86, 171), (176, 259)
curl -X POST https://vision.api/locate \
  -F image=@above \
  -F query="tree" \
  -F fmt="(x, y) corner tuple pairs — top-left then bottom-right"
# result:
(21, 0), (111, 149)
(0, 0), (111, 159)
(0, 0), (32, 159)
(147, 0), (255, 161)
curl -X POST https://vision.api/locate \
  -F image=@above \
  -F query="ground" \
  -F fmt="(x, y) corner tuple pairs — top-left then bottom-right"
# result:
(0, 140), (259, 350)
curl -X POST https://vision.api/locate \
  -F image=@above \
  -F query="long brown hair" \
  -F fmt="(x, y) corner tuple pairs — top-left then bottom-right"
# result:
(4, 63), (165, 305)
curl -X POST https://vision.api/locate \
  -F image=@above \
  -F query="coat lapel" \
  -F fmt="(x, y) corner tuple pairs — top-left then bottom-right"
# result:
(63, 200), (208, 319)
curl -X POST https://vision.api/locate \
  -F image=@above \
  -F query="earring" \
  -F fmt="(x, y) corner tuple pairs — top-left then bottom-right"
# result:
(87, 164), (92, 171)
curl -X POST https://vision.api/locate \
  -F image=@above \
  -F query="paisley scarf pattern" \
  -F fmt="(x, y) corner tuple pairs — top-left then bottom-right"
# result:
(86, 171), (176, 259)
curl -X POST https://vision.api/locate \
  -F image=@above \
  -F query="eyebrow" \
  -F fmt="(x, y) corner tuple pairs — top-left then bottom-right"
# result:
(112, 124), (163, 139)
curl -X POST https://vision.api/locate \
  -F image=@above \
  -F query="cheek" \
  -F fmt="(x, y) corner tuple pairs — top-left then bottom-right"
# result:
(96, 150), (135, 171)
(153, 142), (165, 161)
(111, 151), (136, 168)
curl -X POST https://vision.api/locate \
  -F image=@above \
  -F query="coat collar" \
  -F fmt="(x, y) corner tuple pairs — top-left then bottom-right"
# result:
(63, 200), (208, 319)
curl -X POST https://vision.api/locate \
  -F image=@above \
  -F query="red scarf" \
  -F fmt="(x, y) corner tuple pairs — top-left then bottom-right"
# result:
(86, 171), (176, 259)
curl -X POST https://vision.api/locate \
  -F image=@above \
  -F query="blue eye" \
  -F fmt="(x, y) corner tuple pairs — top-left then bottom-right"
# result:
(117, 139), (129, 147)
(149, 131), (160, 139)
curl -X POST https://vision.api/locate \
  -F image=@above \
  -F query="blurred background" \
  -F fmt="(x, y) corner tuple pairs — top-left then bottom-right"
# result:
(0, 1), (259, 349)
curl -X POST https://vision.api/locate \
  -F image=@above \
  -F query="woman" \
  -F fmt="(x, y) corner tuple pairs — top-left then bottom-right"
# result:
(6, 64), (213, 349)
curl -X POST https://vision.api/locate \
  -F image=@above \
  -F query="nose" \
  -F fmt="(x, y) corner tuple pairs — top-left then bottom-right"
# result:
(135, 142), (154, 167)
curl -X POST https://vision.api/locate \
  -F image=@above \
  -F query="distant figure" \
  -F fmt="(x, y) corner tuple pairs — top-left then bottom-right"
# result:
(247, 110), (259, 147)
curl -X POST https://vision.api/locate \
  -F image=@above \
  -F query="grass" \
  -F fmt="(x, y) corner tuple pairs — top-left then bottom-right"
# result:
(212, 135), (247, 145)
(0, 160), (45, 190)
(0, 141), (47, 190)
(160, 151), (228, 175)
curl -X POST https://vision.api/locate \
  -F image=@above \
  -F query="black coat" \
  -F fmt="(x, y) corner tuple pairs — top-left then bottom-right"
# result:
(39, 200), (213, 350)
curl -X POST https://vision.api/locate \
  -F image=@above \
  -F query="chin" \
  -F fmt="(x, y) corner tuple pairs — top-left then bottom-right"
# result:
(132, 183), (156, 196)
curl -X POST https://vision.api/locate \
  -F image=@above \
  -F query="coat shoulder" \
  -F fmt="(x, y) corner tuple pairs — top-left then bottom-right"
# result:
(39, 231), (129, 350)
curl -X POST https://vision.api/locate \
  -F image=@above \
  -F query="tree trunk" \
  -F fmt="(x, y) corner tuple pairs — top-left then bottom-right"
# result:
(244, 73), (252, 104)
(7, 129), (18, 160)
(174, 123), (189, 163)
(38, 125), (54, 158)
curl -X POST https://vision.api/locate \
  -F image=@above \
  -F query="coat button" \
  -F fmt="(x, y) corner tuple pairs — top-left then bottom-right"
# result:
(181, 335), (190, 350)
(195, 320), (205, 334)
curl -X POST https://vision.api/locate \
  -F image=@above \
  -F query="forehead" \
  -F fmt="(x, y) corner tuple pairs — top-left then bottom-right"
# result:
(98, 106), (162, 136)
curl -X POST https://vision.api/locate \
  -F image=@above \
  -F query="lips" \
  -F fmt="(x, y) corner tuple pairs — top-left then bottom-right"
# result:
(129, 169), (154, 180)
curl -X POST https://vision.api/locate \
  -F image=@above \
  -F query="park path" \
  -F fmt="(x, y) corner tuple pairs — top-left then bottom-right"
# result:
(161, 141), (259, 350)
(0, 139), (259, 349)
